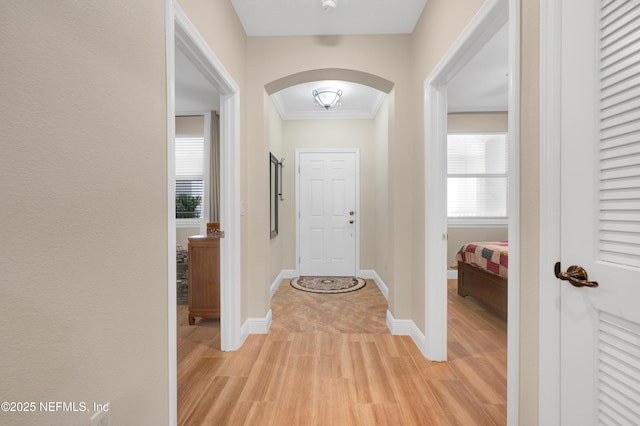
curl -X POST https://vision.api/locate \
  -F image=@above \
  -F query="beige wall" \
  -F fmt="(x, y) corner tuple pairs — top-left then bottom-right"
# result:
(0, 2), (168, 425)
(267, 94), (285, 284)
(177, 227), (200, 249)
(175, 114), (204, 135)
(373, 97), (391, 284)
(520, 0), (541, 423)
(177, 0), (247, 83)
(448, 112), (509, 132)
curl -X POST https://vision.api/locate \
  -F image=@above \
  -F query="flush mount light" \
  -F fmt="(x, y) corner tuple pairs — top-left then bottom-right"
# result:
(321, 0), (337, 13)
(312, 88), (343, 110)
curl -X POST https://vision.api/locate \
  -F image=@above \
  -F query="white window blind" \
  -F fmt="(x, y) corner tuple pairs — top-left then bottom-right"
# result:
(447, 133), (508, 221)
(176, 135), (204, 219)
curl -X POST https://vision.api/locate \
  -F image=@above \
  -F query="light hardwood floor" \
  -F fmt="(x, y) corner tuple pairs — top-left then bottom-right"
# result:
(177, 279), (507, 425)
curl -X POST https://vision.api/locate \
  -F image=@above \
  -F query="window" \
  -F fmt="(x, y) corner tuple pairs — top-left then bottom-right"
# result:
(176, 135), (205, 224)
(447, 133), (508, 225)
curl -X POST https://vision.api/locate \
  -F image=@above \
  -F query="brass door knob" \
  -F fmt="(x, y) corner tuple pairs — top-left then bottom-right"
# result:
(554, 262), (598, 288)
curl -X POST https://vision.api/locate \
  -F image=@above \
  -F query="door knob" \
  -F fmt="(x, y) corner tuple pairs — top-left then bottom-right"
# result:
(349, 220), (354, 224)
(349, 211), (354, 215)
(554, 262), (598, 288)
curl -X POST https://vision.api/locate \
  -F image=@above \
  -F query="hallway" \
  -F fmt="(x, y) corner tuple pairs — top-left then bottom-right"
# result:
(177, 279), (506, 425)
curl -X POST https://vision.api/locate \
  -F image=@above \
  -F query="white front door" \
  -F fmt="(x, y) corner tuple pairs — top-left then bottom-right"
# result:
(298, 151), (357, 277)
(560, 1), (640, 423)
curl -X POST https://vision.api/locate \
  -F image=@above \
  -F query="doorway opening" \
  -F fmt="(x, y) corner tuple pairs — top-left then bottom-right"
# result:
(264, 70), (394, 299)
(423, 0), (519, 423)
(165, 2), (242, 422)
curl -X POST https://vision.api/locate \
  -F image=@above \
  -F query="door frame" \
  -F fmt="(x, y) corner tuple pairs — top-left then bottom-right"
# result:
(165, 1), (242, 423)
(295, 148), (360, 277)
(423, 0), (520, 423)
(538, 0), (562, 423)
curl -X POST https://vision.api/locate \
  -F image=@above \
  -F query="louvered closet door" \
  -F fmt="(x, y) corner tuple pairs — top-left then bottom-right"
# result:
(560, 0), (640, 424)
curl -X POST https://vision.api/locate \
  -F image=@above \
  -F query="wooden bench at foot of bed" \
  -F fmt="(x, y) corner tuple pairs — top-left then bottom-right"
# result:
(457, 261), (508, 321)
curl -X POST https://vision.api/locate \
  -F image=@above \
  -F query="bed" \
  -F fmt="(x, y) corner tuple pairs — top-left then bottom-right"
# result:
(451, 241), (508, 320)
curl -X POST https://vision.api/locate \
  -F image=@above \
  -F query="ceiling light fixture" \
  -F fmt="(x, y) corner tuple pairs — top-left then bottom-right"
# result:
(321, 0), (337, 13)
(312, 88), (343, 110)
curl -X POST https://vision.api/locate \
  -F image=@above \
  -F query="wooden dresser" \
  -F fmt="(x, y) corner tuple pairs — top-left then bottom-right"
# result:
(187, 235), (220, 325)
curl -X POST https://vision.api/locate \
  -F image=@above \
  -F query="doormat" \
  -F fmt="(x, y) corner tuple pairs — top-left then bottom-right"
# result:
(290, 276), (366, 294)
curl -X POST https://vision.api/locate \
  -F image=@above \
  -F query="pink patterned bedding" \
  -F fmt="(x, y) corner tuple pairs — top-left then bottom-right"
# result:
(451, 241), (508, 278)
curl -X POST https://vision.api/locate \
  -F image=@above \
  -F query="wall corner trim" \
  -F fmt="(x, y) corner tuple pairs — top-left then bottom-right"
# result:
(240, 309), (273, 342)
(386, 310), (429, 358)
(359, 270), (389, 300)
(270, 269), (297, 299)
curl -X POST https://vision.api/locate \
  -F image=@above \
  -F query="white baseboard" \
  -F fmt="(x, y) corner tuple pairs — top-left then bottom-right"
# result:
(447, 269), (458, 279)
(359, 269), (389, 300)
(240, 309), (272, 341)
(243, 268), (292, 340)
(386, 310), (429, 359)
(269, 269), (297, 298)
